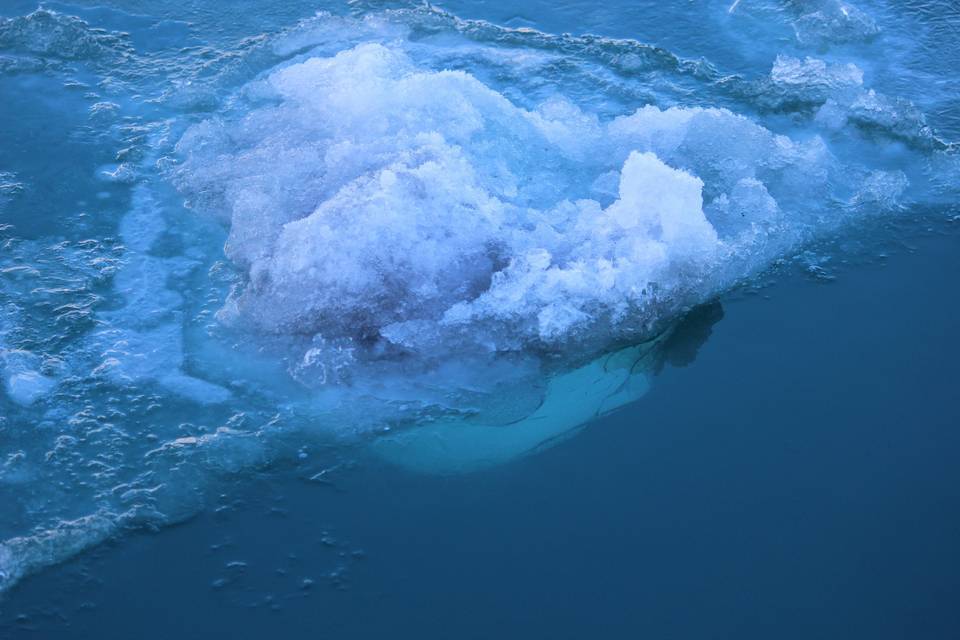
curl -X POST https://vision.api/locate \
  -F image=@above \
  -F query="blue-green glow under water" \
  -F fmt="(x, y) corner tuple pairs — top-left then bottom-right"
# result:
(0, 0), (959, 636)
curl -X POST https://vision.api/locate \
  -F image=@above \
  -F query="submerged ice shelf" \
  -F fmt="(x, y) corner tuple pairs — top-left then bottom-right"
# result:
(371, 340), (658, 474)
(1, 0), (959, 596)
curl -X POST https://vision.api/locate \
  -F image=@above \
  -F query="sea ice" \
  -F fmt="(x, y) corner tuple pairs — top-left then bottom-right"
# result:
(175, 43), (855, 363)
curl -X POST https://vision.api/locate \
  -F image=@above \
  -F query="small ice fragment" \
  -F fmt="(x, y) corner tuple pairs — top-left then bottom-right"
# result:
(0, 349), (56, 406)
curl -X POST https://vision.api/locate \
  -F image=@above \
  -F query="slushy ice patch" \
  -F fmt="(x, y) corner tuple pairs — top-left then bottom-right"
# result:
(0, 9), (130, 61)
(176, 42), (895, 363)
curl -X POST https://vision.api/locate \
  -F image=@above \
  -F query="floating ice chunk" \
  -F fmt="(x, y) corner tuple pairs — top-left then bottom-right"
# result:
(0, 349), (56, 406)
(97, 162), (137, 183)
(705, 178), (781, 239)
(851, 170), (909, 209)
(770, 62), (938, 147)
(607, 105), (833, 203)
(174, 42), (847, 368)
(444, 152), (718, 344)
(290, 335), (357, 387)
(793, 1), (879, 47)
(608, 151), (715, 252)
(241, 140), (508, 335)
(846, 90), (936, 147)
(769, 55), (863, 103)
